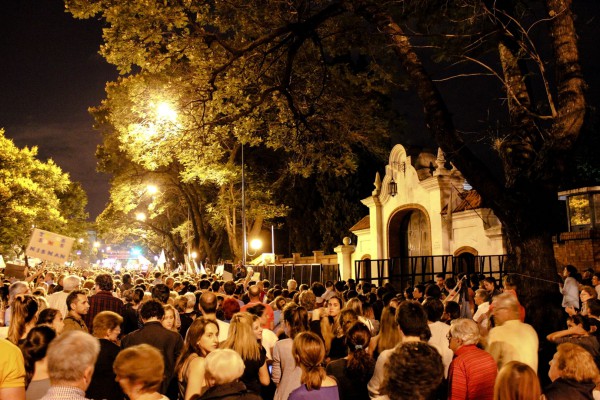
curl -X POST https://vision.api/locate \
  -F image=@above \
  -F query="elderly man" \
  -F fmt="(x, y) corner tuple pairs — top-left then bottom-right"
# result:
(47, 275), (81, 320)
(40, 331), (100, 400)
(447, 319), (497, 400)
(486, 293), (539, 372)
(3, 281), (30, 327)
(241, 285), (274, 329)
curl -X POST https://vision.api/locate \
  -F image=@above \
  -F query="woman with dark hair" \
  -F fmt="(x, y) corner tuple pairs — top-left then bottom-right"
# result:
(561, 265), (581, 310)
(288, 332), (339, 400)
(36, 308), (64, 335)
(326, 322), (375, 400)
(86, 311), (125, 400)
(8, 294), (39, 345)
(121, 287), (144, 334)
(547, 314), (600, 362)
(272, 304), (309, 400)
(176, 317), (220, 400)
(20, 325), (56, 400)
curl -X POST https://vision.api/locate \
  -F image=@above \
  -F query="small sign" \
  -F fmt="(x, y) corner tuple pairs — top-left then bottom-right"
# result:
(26, 229), (75, 265)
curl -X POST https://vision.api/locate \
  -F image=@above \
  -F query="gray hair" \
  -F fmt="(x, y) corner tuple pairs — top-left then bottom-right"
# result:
(450, 318), (480, 346)
(205, 349), (245, 385)
(183, 292), (196, 307)
(62, 275), (81, 291)
(9, 281), (29, 299)
(493, 293), (520, 314)
(47, 331), (100, 382)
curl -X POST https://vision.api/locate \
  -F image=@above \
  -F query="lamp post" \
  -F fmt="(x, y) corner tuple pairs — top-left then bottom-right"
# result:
(241, 143), (247, 265)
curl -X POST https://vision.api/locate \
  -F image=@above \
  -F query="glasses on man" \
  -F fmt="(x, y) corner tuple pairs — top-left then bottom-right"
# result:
(446, 332), (452, 341)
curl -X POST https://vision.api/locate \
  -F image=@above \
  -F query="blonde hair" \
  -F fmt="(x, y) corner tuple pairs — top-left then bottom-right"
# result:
(555, 343), (600, 382)
(220, 312), (261, 361)
(376, 306), (401, 355)
(293, 332), (327, 390)
(494, 361), (541, 400)
(113, 344), (164, 392)
(8, 294), (39, 344)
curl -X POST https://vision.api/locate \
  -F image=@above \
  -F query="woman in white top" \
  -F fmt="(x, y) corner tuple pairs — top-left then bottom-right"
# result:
(561, 265), (580, 310)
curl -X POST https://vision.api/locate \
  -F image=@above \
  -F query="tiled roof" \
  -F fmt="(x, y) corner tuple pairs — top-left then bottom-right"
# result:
(441, 190), (483, 214)
(350, 215), (370, 231)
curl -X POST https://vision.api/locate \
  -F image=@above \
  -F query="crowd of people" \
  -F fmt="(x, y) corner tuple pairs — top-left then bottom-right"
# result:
(1, 263), (600, 400)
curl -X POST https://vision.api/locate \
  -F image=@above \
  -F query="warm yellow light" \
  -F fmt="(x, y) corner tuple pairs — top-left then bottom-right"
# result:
(93, 241), (101, 248)
(191, 251), (198, 259)
(136, 212), (146, 221)
(106, 246), (111, 252)
(146, 185), (158, 195)
(78, 238), (84, 244)
(157, 102), (177, 122)
(250, 238), (263, 251)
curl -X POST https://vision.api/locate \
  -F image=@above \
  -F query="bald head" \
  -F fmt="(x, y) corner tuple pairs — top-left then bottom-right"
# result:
(199, 292), (217, 314)
(248, 285), (260, 300)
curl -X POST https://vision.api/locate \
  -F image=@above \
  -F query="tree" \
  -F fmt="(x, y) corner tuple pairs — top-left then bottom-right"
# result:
(65, 0), (592, 296)
(0, 129), (89, 259)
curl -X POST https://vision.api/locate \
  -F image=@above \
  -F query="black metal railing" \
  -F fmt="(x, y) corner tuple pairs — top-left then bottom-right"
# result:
(236, 264), (340, 287)
(355, 255), (507, 291)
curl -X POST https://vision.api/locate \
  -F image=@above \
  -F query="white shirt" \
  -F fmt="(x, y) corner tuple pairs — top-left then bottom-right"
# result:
(261, 328), (279, 360)
(487, 319), (538, 372)
(428, 321), (453, 378)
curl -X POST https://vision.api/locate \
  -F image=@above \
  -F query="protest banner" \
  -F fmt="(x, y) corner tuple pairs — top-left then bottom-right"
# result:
(26, 228), (75, 264)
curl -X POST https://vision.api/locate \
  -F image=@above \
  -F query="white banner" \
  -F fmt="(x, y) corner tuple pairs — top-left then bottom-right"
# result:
(26, 228), (75, 264)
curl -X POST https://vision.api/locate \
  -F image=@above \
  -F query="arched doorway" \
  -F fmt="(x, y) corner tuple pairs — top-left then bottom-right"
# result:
(454, 247), (479, 275)
(388, 207), (432, 289)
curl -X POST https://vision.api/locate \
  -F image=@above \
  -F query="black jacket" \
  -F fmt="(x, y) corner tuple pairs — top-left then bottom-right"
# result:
(544, 378), (595, 400)
(192, 381), (261, 400)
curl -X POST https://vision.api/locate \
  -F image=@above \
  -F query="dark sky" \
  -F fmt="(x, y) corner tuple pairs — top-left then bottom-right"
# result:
(0, 0), (598, 222)
(0, 0), (117, 219)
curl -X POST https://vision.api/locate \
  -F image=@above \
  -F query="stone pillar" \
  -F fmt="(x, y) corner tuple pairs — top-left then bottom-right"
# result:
(292, 253), (301, 263)
(334, 237), (355, 280)
(313, 250), (325, 263)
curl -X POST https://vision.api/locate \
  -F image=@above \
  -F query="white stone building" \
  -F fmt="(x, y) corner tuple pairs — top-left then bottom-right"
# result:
(336, 144), (506, 286)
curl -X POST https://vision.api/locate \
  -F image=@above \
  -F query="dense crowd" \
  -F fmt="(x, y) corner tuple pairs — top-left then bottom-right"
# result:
(1, 263), (600, 400)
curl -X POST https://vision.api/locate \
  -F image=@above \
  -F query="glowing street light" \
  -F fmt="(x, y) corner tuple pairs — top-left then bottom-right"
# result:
(136, 212), (146, 221)
(250, 238), (263, 251)
(156, 102), (178, 122)
(146, 185), (158, 195)
(191, 251), (198, 259)
(93, 241), (101, 248)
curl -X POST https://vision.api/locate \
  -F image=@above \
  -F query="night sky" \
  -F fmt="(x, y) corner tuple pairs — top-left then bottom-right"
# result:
(1, 1), (598, 221)
(0, 0), (117, 219)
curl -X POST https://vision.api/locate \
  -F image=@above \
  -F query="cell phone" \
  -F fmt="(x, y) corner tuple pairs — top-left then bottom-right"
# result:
(268, 365), (272, 374)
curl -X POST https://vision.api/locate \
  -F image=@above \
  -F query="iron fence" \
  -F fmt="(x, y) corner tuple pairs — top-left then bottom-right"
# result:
(233, 264), (340, 287)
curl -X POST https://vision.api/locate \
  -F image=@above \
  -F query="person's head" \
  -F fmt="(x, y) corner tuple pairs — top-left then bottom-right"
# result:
(274, 295), (287, 311)
(423, 299), (444, 323)
(9, 281), (30, 301)
(199, 291), (218, 315)
(282, 304), (309, 339)
(448, 318), (480, 353)
(491, 293), (520, 326)
(21, 325), (57, 385)
(92, 311), (123, 341)
(502, 274), (519, 291)
(587, 299), (600, 318)
(337, 309), (359, 336)
(183, 292), (196, 308)
(222, 312), (262, 361)
(66, 290), (89, 316)
(204, 349), (246, 387)
(443, 301), (461, 322)
(345, 297), (364, 316)
(151, 284), (170, 304)
(580, 286), (597, 303)
(424, 284), (441, 300)
(292, 332), (327, 390)
(396, 300), (431, 341)
(95, 274), (113, 292)
(413, 284), (425, 300)
(183, 317), (220, 359)
(114, 344), (164, 396)
(482, 277), (497, 292)
(299, 290), (316, 311)
(165, 276), (175, 289)
(435, 273), (445, 288)
(8, 294), (39, 344)
(311, 282), (326, 298)
(247, 303), (268, 328)
(564, 264), (578, 278)
(223, 280), (236, 295)
(345, 322), (375, 381)
(47, 331), (100, 387)
(327, 296), (343, 318)
(132, 287), (145, 305)
(139, 299), (165, 321)
(287, 279), (298, 291)
(474, 289), (489, 306)
(592, 273), (600, 287)
(382, 342), (444, 400)
(221, 297), (241, 321)
(567, 314), (591, 332)
(37, 308), (64, 334)
(494, 361), (541, 400)
(549, 342), (600, 383)
(122, 273), (132, 285)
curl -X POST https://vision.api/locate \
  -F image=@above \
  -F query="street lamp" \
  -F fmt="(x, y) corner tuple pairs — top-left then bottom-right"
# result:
(136, 212), (146, 221)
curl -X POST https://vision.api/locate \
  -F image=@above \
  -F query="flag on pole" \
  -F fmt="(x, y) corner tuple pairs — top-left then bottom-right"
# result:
(157, 250), (166, 271)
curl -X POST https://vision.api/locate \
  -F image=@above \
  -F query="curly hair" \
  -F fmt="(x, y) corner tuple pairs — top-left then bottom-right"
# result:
(383, 342), (443, 400)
